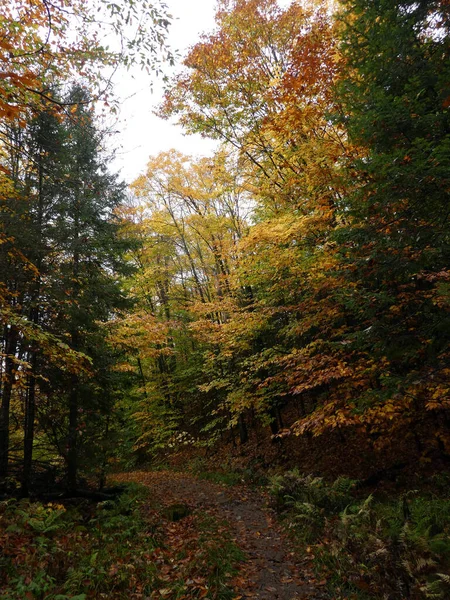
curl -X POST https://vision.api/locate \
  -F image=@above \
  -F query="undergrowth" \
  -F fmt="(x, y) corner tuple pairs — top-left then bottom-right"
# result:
(270, 469), (450, 599)
(191, 514), (245, 599)
(0, 484), (156, 599)
(187, 456), (268, 487)
(0, 482), (243, 600)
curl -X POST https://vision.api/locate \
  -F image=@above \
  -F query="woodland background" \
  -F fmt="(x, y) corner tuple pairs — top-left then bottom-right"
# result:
(1, 0), (449, 492)
(1, 1), (450, 599)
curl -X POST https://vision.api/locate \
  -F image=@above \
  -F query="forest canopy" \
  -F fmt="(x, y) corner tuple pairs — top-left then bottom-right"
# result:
(0, 0), (449, 494)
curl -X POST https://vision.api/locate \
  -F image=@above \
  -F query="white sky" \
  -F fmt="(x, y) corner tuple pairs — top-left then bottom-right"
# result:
(112, 0), (219, 184)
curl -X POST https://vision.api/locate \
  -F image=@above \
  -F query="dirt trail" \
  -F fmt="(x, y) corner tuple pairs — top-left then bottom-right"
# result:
(114, 471), (326, 600)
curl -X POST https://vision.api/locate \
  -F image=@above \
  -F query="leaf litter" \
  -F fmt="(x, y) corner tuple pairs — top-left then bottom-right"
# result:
(113, 471), (328, 599)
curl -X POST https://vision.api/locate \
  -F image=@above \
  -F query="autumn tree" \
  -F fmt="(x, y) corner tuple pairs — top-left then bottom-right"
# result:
(152, 0), (450, 467)
(156, 0), (354, 442)
(112, 149), (253, 456)
(160, 0), (347, 214)
(229, 0), (450, 456)
(0, 0), (173, 124)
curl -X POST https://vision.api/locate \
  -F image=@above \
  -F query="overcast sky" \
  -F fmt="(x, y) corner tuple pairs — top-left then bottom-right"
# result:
(111, 0), (219, 183)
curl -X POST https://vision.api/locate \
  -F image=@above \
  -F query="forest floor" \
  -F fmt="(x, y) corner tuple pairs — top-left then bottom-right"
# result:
(3, 467), (450, 599)
(113, 470), (327, 600)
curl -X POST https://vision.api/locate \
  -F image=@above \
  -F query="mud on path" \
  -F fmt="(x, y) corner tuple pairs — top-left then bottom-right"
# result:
(113, 471), (326, 600)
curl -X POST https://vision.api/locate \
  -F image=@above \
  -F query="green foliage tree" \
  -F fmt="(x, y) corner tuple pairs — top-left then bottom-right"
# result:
(0, 0), (174, 491)
(51, 85), (130, 490)
(0, 85), (131, 492)
(327, 0), (450, 451)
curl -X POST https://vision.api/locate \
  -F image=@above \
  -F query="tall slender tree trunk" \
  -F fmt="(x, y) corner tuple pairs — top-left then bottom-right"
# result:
(22, 359), (36, 495)
(22, 159), (44, 495)
(168, 209), (207, 303)
(67, 202), (80, 493)
(137, 357), (148, 398)
(0, 326), (18, 479)
(98, 414), (110, 490)
(67, 382), (78, 492)
(238, 413), (248, 444)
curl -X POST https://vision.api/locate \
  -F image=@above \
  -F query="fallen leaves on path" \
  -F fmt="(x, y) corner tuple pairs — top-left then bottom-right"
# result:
(112, 471), (327, 600)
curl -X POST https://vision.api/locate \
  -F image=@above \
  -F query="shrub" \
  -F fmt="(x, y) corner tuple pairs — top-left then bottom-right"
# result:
(269, 471), (450, 599)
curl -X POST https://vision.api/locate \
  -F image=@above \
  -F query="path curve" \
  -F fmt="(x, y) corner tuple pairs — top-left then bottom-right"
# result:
(114, 471), (326, 600)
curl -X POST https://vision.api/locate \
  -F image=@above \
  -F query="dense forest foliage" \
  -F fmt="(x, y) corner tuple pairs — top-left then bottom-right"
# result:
(1, 1), (450, 599)
(1, 0), (449, 490)
(0, 0), (173, 493)
(116, 0), (450, 476)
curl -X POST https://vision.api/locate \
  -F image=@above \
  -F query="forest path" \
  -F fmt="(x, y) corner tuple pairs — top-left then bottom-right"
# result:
(113, 471), (326, 600)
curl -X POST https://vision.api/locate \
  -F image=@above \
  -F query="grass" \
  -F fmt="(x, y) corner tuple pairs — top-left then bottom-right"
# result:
(197, 470), (243, 486)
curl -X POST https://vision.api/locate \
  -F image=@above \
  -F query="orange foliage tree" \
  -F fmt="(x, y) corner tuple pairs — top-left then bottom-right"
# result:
(140, 0), (450, 467)
(0, 0), (173, 123)
(156, 0), (360, 445)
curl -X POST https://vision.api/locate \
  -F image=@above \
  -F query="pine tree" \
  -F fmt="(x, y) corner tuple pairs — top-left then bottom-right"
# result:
(47, 86), (129, 490)
(1, 85), (130, 492)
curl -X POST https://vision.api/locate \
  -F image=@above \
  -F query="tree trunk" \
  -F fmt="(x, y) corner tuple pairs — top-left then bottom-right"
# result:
(22, 359), (37, 495)
(22, 148), (44, 495)
(269, 407), (279, 435)
(98, 415), (110, 490)
(67, 383), (78, 493)
(0, 326), (18, 479)
(67, 198), (80, 493)
(238, 413), (248, 444)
